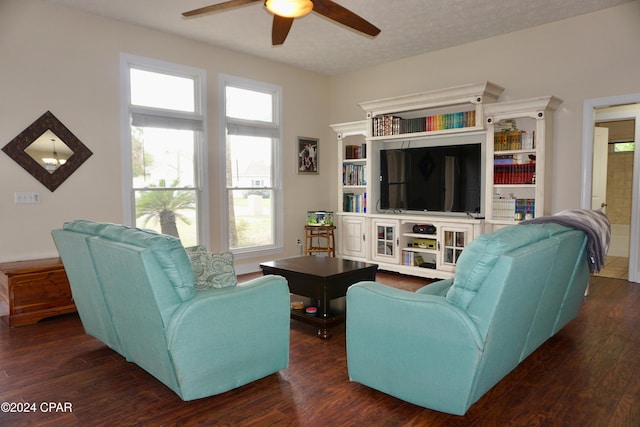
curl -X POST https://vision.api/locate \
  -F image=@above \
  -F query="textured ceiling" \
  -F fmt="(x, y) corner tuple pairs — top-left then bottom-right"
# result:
(45, 0), (633, 75)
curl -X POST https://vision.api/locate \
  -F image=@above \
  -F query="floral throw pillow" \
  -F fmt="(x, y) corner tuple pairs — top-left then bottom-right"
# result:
(185, 246), (237, 290)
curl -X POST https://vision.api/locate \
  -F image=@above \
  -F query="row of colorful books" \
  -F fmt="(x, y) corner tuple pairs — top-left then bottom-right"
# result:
(345, 144), (366, 160)
(372, 111), (476, 137)
(343, 192), (366, 213)
(402, 251), (424, 267)
(493, 163), (536, 184)
(492, 197), (516, 221)
(492, 197), (535, 220)
(515, 198), (535, 218)
(494, 130), (535, 151)
(342, 163), (366, 186)
(494, 154), (530, 165)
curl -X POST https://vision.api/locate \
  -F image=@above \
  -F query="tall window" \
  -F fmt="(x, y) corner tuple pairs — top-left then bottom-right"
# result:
(222, 76), (282, 255)
(121, 55), (207, 248)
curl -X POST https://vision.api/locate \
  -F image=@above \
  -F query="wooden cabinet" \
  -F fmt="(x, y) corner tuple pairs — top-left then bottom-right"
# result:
(0, 258), (76, 327)
(484, 96), (562, 230)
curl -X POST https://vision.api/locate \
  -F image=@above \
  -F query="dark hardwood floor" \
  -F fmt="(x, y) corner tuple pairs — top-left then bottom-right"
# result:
(1, 272), (638, 426)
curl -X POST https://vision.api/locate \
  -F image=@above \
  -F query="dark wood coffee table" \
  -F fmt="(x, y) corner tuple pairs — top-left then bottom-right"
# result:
(260, 256), (377, 339)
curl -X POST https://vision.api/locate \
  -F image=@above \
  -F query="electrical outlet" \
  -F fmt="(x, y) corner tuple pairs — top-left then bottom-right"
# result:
(296, 238), (302, 245)
(15, 192), (40, 204)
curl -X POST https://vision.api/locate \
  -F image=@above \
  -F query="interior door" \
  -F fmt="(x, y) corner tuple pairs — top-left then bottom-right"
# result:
(591, 126), (609, 212)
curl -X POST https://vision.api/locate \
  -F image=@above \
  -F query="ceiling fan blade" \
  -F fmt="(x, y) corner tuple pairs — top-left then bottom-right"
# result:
(312, 0), (380, 37)
(182, 0), (261, 17)
(272, 15), (294, 45)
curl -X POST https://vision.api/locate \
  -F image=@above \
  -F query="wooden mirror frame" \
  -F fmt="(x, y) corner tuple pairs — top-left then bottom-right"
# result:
(2, 111), (93, 191)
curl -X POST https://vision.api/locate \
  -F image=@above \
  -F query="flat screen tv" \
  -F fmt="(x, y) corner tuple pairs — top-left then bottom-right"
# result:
(380, 143), (482, 214)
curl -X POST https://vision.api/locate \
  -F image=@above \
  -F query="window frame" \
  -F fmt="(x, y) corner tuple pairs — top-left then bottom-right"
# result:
(120, 53), (209, 248)
(613, 141), (635, 152)
(220, 74), (283, 258)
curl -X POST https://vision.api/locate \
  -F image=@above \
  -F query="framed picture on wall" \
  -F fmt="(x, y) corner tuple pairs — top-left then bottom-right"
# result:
(297, 137), (318, 174)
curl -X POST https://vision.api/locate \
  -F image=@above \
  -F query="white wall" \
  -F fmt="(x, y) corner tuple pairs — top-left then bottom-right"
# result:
(328, 1), (640, 216)
(3, 0), (639, 271)
(0, 0), (332, 268)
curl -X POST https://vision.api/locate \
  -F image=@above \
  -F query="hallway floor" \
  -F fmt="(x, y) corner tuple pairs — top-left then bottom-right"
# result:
(595, 256), (629, 280)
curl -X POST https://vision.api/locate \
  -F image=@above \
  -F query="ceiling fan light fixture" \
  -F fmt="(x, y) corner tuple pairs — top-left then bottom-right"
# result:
(265, 0), (313, 18)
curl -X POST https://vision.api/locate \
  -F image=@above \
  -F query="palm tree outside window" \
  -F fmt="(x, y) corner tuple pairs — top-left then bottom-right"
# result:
(121, 55), (208, 248)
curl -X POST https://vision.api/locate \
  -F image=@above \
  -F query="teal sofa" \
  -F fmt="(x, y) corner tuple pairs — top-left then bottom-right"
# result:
(52, 220), (290, 401)
(346, 224), (592, 415)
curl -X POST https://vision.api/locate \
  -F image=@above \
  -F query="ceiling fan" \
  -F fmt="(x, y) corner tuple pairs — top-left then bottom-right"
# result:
(182, 0), (381, 45)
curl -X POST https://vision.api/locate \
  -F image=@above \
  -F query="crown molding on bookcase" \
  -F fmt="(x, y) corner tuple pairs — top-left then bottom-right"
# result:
(484, 96), (563, 122)
(330, 120), (368, 140)
(358, 81), (505, 119)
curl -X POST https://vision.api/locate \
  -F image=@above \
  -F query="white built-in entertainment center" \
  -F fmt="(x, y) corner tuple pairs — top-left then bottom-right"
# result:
(331, 82), (561, 279)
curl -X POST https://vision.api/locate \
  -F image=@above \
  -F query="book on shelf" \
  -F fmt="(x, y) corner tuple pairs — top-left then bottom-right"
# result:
(494, 129), (535, 151)
(492, 196), (516, 221)
(402, 250), (414, 266)
(492, 196), (535, 220)
(493, 163), (536, 184)
(515, 198), (535, 218)
(342, 163), (367, 186)
(413, 254), (425, 266)
(343, 192), (367, 213)
(402, 251), (426, 266)
(345, 144), (367, 160)
(494, 155), (515, 165)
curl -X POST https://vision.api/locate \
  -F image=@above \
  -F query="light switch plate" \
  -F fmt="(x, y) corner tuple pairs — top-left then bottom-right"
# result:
(15, 192), (40, 204)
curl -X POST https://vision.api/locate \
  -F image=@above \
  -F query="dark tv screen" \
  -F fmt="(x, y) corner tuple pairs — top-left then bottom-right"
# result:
(380, 143), (481, 214)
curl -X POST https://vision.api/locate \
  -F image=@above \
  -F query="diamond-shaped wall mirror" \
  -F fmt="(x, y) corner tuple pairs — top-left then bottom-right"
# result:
(2, 111), (93, 191)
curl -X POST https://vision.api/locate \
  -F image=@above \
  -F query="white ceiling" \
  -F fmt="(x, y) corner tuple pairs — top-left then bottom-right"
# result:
(46, 0), (632, 75)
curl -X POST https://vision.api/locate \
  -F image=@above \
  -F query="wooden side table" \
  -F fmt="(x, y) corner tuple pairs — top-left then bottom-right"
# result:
(304, 225), (336, 257)
(0, 258), (76, 327)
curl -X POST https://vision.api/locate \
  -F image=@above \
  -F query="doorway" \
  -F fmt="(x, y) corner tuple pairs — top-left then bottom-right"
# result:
(594, 116), (635, 280)
(582, 95), (640, 283)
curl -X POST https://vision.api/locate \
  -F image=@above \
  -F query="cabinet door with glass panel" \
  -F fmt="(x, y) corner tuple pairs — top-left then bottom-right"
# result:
(438, 224), (473, 272)
(371, 218), (400, 264)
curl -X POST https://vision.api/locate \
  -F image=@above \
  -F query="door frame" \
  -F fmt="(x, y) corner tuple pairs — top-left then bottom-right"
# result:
(582, 94), (640, 282)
